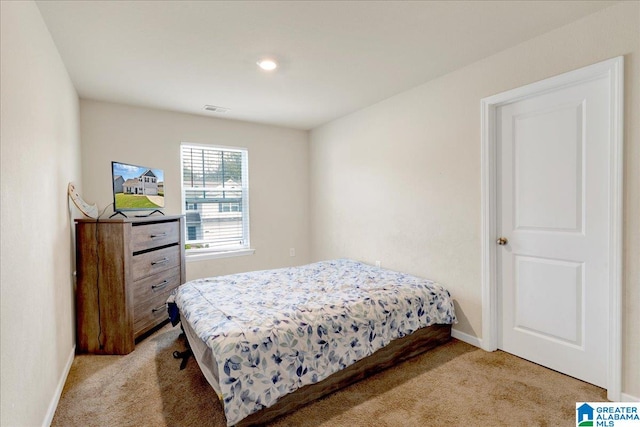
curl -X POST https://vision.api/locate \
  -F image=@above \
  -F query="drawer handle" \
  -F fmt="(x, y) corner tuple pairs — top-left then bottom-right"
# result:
(151, 280), (169, 291)
(151, 257), (169, 266)
(150, 233), (167, 238)
(151, 304), (166, 313)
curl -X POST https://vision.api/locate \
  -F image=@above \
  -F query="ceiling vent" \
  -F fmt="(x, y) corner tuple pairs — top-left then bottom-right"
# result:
(203, 105), (229, 113)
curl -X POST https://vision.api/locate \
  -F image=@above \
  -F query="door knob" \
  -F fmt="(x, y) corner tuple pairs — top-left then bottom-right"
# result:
(496, 237), (508, 246)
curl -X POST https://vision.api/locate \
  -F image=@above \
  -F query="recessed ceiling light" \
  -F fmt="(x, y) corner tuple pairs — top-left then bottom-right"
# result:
(257, 58), (278, 71)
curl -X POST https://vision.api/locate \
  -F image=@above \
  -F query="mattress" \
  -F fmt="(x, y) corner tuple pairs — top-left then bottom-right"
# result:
(171, 259), (456, 426)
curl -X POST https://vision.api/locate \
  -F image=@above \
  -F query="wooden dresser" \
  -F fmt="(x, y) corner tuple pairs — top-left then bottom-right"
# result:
(75, 215), (185, 354)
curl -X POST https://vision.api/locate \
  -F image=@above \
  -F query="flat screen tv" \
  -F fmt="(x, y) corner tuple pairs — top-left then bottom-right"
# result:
(111, 161), (165, 216)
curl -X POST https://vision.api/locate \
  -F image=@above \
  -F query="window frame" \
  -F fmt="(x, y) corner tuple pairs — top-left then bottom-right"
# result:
(180, 142), (253, 261)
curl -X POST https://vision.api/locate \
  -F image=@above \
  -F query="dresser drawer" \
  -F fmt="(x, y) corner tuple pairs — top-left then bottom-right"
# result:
(131, 221), (180, 253)
(132, 245), (180, 281)
(132, 266), (181, 303)
(133, 288), (174, 337)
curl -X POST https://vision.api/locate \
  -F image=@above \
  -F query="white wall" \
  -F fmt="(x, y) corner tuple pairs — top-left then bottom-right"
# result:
(309, 2), (639, 397)
(0, 2), (81, 425)
(80, 100), (310, 279)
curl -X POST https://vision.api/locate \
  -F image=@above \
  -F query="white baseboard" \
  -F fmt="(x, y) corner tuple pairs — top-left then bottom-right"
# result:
(451, 328), (483, 348)
(620, 393), (640, 402)
(42, 345), (75, 427)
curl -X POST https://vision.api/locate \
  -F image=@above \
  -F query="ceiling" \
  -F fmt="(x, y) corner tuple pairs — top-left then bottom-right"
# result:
(36, 1), (616, 130)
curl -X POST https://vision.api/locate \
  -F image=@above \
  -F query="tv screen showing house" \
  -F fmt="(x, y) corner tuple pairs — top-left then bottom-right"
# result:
(112, 161), (165, 211)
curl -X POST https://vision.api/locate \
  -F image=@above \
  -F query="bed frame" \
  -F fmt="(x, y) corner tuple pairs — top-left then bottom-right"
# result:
(235, 323), (452, 426)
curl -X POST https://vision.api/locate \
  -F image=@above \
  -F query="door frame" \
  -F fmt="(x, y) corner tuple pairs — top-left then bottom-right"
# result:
(479, 56), (623, 400)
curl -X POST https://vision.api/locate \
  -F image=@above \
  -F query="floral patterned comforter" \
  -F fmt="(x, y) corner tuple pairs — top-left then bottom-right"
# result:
(171, 259), (456, 426)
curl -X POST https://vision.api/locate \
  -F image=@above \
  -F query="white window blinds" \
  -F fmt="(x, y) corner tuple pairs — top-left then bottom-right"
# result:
(181, 144), (249, 252)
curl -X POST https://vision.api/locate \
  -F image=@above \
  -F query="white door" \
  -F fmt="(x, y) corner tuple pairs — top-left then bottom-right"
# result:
(496, 71), (612, 387)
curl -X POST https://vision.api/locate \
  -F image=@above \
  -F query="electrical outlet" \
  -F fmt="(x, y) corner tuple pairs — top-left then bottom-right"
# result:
(289, 248), (296, 257)
(375, 260), (381, 268)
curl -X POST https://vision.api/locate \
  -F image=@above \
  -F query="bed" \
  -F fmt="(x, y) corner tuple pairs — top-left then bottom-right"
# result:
(168, 259), (456, 426)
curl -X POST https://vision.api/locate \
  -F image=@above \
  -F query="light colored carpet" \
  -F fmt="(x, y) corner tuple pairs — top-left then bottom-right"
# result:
(52, 324), (606, 426)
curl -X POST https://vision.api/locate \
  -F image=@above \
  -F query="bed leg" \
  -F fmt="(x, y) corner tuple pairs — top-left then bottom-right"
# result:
(172, 348), (193, 370)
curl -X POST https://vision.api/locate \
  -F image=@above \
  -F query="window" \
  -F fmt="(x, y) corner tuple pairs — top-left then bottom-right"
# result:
(181, 144), (250, 256)
(187, 226), (197, 241)
(219, 202), (241, 213)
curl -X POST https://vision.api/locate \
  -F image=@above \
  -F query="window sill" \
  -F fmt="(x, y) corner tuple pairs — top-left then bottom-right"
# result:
(185, 248), (255, 263)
